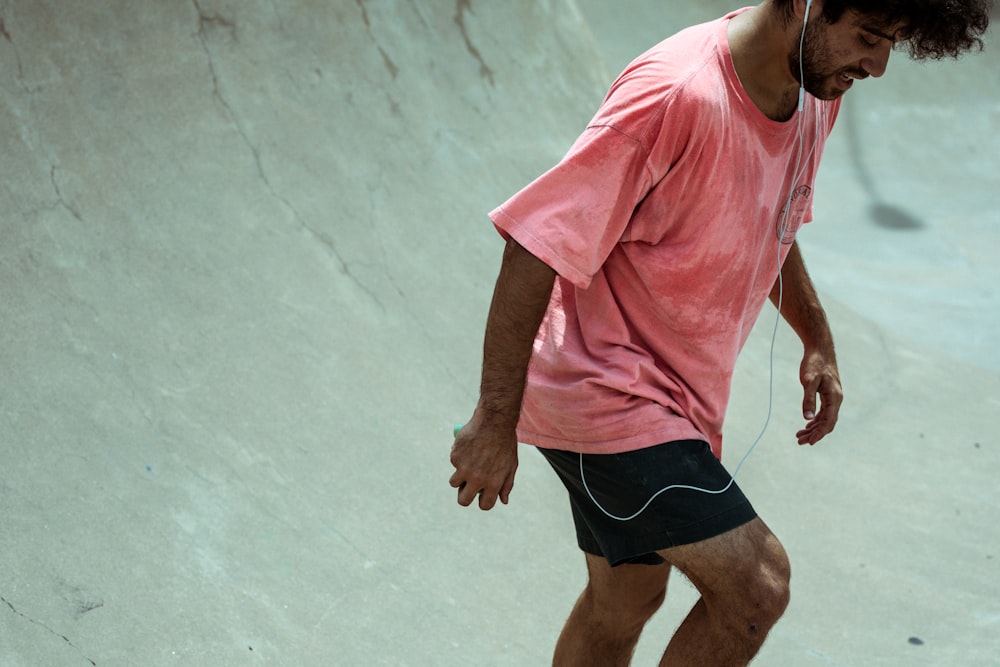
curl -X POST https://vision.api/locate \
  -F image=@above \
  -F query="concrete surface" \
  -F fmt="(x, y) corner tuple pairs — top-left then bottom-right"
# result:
(0, 1), (996, 665)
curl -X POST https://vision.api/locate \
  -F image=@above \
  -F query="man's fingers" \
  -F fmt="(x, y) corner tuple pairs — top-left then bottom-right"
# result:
(449, 427), (518, 510)
(456, 481), (481, 507)
(796, 427), (820, 445)
(478, 488), (500, 511)
(802, 377), (820, 420)
(457, 480), (498, 510)
(499, 475), (515, 505)
(453, 473), (506, 509)
(798, 367), (843, 444)
(820, 385), (843, 422)
(796, 427), (823, 445)
(796, 411), (836, 445)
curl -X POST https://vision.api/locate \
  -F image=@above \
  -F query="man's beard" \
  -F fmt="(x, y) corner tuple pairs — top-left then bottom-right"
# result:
(789, 20), (866, 100)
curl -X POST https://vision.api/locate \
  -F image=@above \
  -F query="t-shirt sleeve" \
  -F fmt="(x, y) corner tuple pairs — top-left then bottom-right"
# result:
(489, 125), (654, 290)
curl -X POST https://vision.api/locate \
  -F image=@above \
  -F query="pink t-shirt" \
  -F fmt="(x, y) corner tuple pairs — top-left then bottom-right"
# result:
(490, 9), (840, 458)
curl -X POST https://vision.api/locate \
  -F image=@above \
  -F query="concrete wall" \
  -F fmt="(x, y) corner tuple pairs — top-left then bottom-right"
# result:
(0, 1), (996, 664)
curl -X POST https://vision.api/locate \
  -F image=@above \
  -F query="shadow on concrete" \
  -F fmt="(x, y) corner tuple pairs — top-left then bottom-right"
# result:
(842, 90), (927, 230)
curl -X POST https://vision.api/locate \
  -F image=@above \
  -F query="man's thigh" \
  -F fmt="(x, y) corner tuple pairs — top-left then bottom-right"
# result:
(656, 517), (790, 599)
(538, 441), (758, 566)
(583, 552), (672, 612)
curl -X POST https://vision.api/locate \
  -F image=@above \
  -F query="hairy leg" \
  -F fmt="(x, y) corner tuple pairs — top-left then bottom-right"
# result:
(657, 518), (791, 666)
(553, 553), (671, 667)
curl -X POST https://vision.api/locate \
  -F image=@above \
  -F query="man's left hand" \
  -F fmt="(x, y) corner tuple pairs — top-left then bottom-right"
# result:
(796, 348), (842, 445)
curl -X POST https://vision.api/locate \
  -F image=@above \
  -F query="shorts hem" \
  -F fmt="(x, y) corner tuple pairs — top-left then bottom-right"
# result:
(538, 441), (759, 568)
(579, 501), (758, 567)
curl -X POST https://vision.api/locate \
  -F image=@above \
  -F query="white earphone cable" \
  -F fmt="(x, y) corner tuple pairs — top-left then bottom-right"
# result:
(582, 1), (818, 522)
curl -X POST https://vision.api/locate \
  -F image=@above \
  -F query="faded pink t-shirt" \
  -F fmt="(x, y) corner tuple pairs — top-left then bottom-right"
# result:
(490, 9), (840, 458)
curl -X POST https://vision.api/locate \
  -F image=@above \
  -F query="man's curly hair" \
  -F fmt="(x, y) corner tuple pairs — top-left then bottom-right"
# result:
(780, 0), (992, 59)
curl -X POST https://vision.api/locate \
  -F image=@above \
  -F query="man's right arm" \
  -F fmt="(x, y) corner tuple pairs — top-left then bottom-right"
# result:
(448, 237), (556, 510)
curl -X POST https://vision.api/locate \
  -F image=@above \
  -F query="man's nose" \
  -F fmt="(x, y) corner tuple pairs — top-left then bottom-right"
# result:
(862, 43), (892, 78)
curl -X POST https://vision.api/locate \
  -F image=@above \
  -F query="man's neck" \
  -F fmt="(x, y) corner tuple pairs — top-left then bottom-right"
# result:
(727, 4), (801, 121)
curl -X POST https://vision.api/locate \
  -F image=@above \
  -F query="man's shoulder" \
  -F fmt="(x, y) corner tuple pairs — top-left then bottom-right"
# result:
(639, 13), (730, 72)
(604, 17), (726, 111)
(591, 19), (727, 148)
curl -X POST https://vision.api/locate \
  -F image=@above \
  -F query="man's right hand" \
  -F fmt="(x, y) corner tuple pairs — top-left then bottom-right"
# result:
(449, 421), (518, 510)
(449, 239), (554, 511)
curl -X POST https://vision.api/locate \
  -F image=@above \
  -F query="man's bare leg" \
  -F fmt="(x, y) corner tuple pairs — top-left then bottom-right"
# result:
(553, 553), (671, 667)
(658, 517), (791, 666)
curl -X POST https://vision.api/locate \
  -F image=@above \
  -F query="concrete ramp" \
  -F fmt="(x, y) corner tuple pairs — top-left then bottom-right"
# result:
(0, 1), (996, 665)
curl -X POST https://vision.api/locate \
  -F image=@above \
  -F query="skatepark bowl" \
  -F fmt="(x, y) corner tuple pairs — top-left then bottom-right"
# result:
(1, 1), (997, 665)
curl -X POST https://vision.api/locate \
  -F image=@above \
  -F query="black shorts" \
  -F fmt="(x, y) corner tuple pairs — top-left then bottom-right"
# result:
(537, 440), (757, 567)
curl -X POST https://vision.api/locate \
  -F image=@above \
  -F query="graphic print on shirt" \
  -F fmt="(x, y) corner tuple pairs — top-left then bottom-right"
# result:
(776, 184), (812, 244)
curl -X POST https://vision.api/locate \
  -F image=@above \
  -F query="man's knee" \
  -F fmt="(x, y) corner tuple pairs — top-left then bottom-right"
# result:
(666, 522), (791, 633)
(747, 554), (791, 630)
(717, 538), (791, 636)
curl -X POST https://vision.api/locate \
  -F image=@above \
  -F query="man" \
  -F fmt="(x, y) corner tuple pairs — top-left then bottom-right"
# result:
(449, 1), (990, 664)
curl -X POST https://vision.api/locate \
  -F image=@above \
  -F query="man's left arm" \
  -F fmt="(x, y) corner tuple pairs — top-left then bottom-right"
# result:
(770, 241), (843, 445)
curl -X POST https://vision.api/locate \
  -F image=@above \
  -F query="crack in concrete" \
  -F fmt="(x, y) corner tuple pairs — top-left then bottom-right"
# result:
(330, 524), (376, 566)
(264, 0), (287, 34)
(354, 0), (399, 80)
(1, 595), (97, 666)
(56, 579), (105, 621)
(453, 0), (495, 86)
(0, 11), (29, 92)
(194, 1), (237, 43)
(190, 0), (384, 310)
(0, 15), (11, 41)
(361, 168), (466, 390)
(49, 165), (84, 222)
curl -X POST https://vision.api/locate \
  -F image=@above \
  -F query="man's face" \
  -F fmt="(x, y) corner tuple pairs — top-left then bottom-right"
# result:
(792, 10), (905, 100)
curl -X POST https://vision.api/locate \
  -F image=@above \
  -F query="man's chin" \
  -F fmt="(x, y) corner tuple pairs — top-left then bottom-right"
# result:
(807, 82), (849, 101)
(821, 87), (848, 101)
